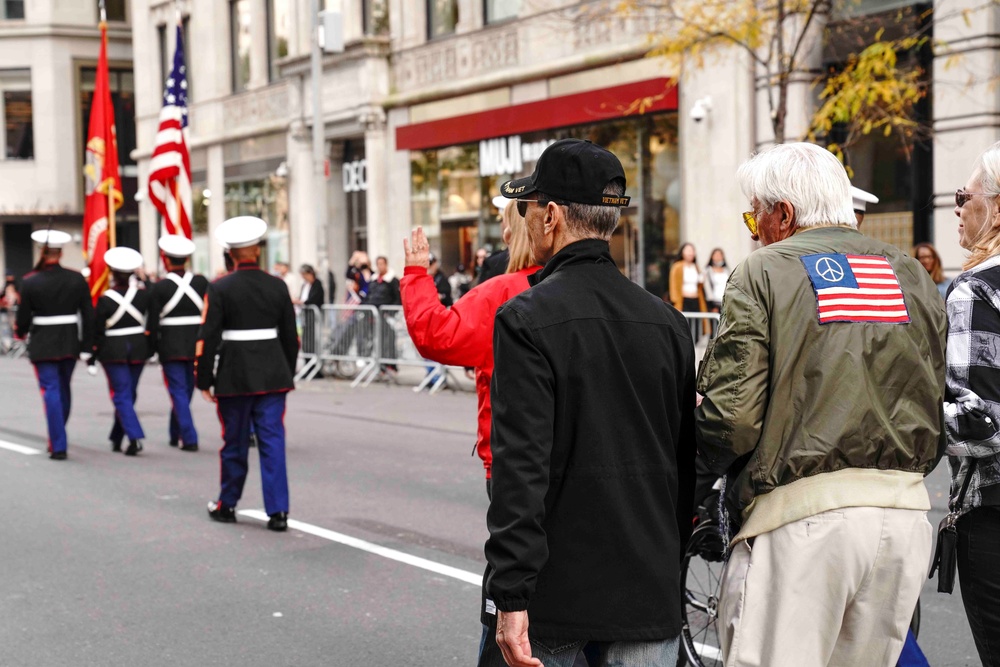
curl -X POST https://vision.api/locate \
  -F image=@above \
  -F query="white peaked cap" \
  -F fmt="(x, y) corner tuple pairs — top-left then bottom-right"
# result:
(31, 230), (72, 248)
(851, 186), (879, 213)
(217, 216), (267, 249)
(104, 247), (144, 273)
(492, 195), (511, 211)
(158, 234), (195, 258)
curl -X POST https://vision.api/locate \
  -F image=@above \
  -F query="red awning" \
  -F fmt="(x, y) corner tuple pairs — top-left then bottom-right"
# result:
(395, 77), (678, 151)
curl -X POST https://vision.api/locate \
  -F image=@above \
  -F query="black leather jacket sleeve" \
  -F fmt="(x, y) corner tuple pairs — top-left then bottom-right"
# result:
(484, 305), (555, 612)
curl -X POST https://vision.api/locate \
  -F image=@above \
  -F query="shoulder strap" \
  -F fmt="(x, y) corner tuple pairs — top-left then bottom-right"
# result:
(105, 285), (144, 329)
(161, 272), (203, 317)
(952, 458), (979, 512)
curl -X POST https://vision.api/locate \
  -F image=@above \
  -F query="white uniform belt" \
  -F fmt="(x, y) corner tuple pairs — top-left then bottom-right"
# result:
(33, 314), (80, 326)
(221, 328), (278, 341)
(161, 315), (203, 326)
(104, 327), (146, 336)
(105, 326), (146, 337)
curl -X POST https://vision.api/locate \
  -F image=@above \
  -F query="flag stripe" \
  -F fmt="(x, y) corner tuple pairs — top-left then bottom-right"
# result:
(805, 253), (911, 324)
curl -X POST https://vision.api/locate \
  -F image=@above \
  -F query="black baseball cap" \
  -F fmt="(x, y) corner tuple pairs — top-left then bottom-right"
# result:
(499, 139), (630, 208)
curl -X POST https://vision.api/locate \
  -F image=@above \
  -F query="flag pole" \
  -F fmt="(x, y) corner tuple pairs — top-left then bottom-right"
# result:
(99, 0), (115, 249)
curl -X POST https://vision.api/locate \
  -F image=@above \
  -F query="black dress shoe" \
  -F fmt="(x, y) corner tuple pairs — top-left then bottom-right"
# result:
(169, 439), (179, 448)
(180, 443), (199, 452)
(110, 440), (122, 453)
(207, 501), (237, 523)
(49, 451), (67, 461)
(267, 512), (288, 532)
(124, 439), (143, 456)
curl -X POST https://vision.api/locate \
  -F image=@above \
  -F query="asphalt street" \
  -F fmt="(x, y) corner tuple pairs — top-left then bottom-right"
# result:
(0, 357), (984, 666)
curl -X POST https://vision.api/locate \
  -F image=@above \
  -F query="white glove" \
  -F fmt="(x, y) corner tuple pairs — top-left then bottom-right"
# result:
(87, 365), (98, 377)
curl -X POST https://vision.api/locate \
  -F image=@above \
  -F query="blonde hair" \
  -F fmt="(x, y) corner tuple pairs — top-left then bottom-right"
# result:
(964, 141), (1000, 270)
(504, 201), (533, 273)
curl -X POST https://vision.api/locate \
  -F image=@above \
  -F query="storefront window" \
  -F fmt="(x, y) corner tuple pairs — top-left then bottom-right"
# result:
(410, 114), (680, 290)
(344, 140), (368, 253)
(224, 176), (290, 269)
(427, 0), (458, 39)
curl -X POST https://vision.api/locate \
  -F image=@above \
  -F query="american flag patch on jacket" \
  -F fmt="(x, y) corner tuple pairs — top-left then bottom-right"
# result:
(801, 253), (910, 324)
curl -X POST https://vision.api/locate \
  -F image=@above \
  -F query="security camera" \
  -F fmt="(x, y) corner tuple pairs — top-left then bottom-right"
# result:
(690, 96), (713, 123)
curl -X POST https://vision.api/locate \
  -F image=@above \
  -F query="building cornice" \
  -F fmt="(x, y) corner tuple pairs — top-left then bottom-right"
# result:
(0, 23), (131, 41)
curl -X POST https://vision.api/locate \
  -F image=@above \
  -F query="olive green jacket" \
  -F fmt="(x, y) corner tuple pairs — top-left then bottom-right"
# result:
(695, 226), (947, 539)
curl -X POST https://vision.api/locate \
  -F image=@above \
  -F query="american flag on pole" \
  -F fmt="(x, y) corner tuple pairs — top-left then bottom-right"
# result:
(148, 22), (192, 239)
(801, 253), (910, 324)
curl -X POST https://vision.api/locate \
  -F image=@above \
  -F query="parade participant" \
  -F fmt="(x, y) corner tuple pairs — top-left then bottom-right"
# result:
(93, 246), (151, 456)
(484, 139), (696, 667)
(697, 143), (945, 667)
(145, 235), (207, 452)
(196, 216), (298, 532)
(15, 230), (95, 460)
(851, 185), (879, 226)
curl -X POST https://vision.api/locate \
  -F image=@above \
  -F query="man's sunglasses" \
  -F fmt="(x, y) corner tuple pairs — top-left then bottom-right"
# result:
(742, 211), (758, 236)
(515, 197), (568, 217)
(956, 188), (995, 208)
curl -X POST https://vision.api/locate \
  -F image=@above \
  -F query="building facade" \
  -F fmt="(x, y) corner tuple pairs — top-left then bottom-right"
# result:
(0, 0), (134, 281)
(125, 0), (998, 298)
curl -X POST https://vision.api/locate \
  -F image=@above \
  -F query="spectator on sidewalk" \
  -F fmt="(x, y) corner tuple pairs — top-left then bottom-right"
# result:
(483, 138), (696, 667)
(366, 256), (401, 374)
(943, 141), (1000, 666)
(696, 142), (946, 667)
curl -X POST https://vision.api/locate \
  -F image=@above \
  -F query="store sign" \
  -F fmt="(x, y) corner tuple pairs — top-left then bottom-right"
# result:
(343, 158), (367, 192)
(479, 136), (556, 177)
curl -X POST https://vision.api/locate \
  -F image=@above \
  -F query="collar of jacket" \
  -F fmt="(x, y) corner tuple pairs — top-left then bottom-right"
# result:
(236, 262), (259, 271)
(529, 238), (613, 287)
(791, 223), (860, 238)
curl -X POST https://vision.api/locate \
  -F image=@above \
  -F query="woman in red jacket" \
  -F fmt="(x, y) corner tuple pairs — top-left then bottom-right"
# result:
(401, 201), (540, 496)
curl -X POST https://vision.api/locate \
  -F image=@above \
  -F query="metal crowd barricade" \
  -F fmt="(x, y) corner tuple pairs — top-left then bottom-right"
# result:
(0, 306), (26, 358)
(319, 304), (380, 388)
(364, 304), (461, 391)
(682, 311), (721, 349)
(295, 305), (323, 382)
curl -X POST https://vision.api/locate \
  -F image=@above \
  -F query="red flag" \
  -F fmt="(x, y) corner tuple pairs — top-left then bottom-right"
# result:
(82, 20), (122, 304)
(148, 22), (192, 239)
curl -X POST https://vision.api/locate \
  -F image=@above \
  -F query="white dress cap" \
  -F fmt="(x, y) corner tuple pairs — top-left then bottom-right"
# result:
(158, 234), (196, 258)
(104, 247), (144, 273)
(217, 216), (267, 249)
(31, 230), (72, 248)
(850, 186), (879, 213)
(492, 195), (511, 211)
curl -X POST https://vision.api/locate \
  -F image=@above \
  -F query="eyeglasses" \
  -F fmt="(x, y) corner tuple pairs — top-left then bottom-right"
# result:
(742, 211), (758, 236)
(515, 197), (568, 217)
(956, 188), (995, 208)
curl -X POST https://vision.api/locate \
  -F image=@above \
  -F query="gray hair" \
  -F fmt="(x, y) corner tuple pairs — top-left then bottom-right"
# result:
(736, 142), (856, 229)
(563, 181), (625, 240)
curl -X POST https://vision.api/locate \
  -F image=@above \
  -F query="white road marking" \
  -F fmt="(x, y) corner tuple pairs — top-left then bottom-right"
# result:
(238, 509), (483, 586)
(0, 439), (42, 455)
(693, 641), (723, 661)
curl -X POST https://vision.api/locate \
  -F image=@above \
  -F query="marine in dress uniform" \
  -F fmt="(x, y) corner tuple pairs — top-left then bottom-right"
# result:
(197, 216), (298, 532)
(93, 247), (150, 456)
(15, 230), (95, 460)
(145, 235), (207, 452)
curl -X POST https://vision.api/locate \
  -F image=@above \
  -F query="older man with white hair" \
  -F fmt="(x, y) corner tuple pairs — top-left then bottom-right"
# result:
(695, 142), (946, 667)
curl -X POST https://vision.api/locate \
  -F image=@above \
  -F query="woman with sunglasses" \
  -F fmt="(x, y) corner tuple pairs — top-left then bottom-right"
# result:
(944, 141), (1000, 666)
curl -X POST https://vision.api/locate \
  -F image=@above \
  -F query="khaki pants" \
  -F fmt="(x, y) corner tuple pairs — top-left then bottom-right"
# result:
(719, 507), (932, 667)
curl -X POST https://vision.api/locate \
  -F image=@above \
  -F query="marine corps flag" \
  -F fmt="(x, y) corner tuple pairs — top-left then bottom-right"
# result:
(82, 14), (122, 304)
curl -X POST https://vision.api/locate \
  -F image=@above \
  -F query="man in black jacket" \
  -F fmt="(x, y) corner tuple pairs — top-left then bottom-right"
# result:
(196, 216), (299, 532)
(15, 230), (95, 460)
(483, 139), (697, 667)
